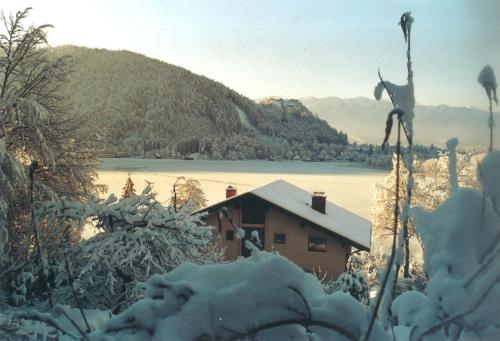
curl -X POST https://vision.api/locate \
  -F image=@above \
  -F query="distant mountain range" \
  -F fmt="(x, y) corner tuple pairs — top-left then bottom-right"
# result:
(301, 96), (499, 148)
(51, 46), (347, 160)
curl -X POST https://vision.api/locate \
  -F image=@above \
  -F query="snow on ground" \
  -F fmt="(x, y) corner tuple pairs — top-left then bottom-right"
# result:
(96, 159), (386, 217)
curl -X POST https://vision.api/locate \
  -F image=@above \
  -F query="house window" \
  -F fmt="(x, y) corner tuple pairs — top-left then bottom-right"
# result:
(226, 230), (234, 241)
(242, 196), (266, 224)
(274, 233), (286, 244)
(308, 236), (327, 252)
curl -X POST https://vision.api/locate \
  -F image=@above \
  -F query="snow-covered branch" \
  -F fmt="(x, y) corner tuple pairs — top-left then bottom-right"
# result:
(34, 186), (223, 310)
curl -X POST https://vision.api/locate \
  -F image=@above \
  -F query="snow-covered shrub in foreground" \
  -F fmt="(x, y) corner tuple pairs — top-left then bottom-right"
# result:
(0, 304), (110, 340)
(36, 186), (223, 311)
(324, 254), (371, 305)
(330, 270), (370, 305)
(393, 151), (500, 339)
(93, 252), (387, 340)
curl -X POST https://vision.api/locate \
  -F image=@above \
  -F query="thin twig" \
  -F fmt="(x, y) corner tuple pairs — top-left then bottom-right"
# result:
(364, 111), (404, 341)
(288, 286), (312, 319)
(103, 323), (154, 336)
(15, 311), (78, 339)
(378, 69), (396, 108)
(64, 254), (91, 332)
(489, 96), (493, 152)
(225, 318), (357, 341)
(29, 161), (53, 307)
(60, 309), (91, 341)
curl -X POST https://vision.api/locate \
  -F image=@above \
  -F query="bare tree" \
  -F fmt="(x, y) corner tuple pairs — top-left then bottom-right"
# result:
(170, 176), (207, 211)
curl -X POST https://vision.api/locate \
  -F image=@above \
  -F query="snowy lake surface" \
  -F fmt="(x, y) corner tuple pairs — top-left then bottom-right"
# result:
(96, 158), (388, 221)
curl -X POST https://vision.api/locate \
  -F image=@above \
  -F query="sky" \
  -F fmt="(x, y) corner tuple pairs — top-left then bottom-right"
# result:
(2, 0), (499, 108)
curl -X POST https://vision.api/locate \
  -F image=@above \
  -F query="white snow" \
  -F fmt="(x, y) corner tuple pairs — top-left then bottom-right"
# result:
(93, 251), (388, 340)
(391, 291), (426, 327)
(0, 305), (109, 339)
(478, 151), (500, 213)
(406, 151), (500, 339)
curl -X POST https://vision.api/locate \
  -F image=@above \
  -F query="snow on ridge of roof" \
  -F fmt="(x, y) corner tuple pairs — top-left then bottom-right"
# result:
(197, 180), (371, 250)
(251, 180), (370, 249)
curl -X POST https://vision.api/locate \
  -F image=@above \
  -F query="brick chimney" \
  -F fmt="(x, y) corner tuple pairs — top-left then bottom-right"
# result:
(311, 192), (326, 214)
(226, 185), (237, 198)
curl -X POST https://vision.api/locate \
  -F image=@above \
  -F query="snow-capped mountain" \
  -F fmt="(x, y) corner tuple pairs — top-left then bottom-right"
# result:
(302, 96), (499, 148)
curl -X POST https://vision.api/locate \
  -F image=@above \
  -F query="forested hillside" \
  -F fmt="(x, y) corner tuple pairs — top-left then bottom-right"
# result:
(52, 46), (347, 160)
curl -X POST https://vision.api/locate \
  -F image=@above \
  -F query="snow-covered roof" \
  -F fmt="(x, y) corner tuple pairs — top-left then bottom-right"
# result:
(197, 180), (371, 250)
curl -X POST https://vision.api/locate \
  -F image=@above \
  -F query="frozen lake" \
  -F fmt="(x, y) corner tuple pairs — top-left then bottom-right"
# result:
(96, 158), (388, 221)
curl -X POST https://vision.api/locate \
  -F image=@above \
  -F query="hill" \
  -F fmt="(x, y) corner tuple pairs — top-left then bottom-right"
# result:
(301, 96), (499, 148)
(50, 46), (347, 160)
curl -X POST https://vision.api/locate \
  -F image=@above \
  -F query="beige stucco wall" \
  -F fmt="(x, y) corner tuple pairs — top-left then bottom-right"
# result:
(205, 203), (349, 280)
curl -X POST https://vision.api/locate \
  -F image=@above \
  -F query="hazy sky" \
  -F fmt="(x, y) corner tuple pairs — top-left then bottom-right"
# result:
(2, 0), (499, 108)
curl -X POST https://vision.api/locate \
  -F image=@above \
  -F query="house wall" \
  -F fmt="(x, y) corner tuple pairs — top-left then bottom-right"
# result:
(265, 207), (348, 279)
(205, 202), (350, 280)
(206, 204), (242, 261)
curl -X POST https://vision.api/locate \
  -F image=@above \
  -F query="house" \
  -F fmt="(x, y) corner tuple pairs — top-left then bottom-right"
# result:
(197, 180), (371, 279)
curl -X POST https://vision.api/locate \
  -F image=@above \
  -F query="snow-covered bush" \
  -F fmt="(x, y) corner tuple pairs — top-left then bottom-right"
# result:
(6, 271), (37, 306)
(349, 252), (379, 287)
(93, 251), (388, 340)
(323, 254), (371, 305)
(0, 304), (110, 340)
(392, 151), (500, 339)
(35, 185), (223, 311)
(330, 270), (370, 305)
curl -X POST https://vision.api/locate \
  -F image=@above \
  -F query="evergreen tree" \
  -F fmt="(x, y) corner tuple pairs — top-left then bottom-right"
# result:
(121, 173), (136, 198)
